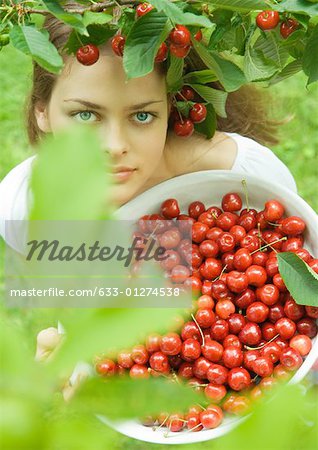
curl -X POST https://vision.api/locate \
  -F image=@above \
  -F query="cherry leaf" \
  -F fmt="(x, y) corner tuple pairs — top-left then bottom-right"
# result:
(277, 252), (318, 307)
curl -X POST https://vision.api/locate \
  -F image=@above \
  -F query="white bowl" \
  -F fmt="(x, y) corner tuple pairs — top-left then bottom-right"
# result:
(106, 170), (318, 445)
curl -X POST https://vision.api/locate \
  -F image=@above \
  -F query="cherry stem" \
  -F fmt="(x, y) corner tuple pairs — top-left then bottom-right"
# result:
(191, 313), (205, 347)
(241, 179), (249, 212)
(244, 333), (280, 350)
(250, 236), (287, 255)
(212, 264), (228, 282)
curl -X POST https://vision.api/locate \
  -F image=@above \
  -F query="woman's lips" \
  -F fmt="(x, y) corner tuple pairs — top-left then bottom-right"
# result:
(111, 168), (136, 182)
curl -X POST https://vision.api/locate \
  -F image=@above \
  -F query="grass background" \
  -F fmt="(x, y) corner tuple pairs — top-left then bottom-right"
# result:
(0, 45), (317, 450)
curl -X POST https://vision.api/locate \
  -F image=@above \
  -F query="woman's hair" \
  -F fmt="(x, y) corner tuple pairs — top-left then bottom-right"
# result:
(26, 5), (279, 146)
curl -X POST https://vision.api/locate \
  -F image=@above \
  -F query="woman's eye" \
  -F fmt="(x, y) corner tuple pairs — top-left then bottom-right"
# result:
(133, 111), (155, 124)
(72, 111), (98, 123)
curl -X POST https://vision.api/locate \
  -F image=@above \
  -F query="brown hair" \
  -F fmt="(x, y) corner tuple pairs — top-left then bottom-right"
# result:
(26, 7), (279, 146)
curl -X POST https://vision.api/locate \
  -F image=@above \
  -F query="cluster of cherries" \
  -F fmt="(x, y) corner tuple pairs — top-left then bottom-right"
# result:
(170, 85), (207, 138)
(94, 192), (318, 433)
(256, 10), (299, 39)
(76, 2), (202, 66)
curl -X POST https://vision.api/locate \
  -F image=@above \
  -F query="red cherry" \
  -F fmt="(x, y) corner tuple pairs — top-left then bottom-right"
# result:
(215, 299), (235, 320)
(280, 347), (303, 371)
(198, 211), (215, 227)
(207, 364), (228, 385)
(194, 29), (203, 41)
(280, 19), (298, 39)
(149, 351), (170, 373)
(173, 118), (194, 136)
(176, 86), (196, 101)
(186, 413), (202, 431)
(160, 249), (181, 271)
(223, 346), (243, 368)
(76, 44), (100, 66)
(181, 321), (201, 341)
(169, 43), (191, 58)
(256, 284), (280, 306)
(204, 383), (227, 402)
(228, 313), (246, 335)
(281, 216), (306, 235)
(223, 334), (242, 349)
(117, 350), (133, 369)
(252, 356), (274, 377)
(189, 103), (207, 123)
(129, 364), (149, 378)
(233, 248), (252, 271)
(136, 2), (154, 17)
(305, 305), (318, 319)
(181, 338), (201, 361)
(230, 225), (247, 243)
(169, 24), (191, 46)
(256, 11), (280, 30)
(246, 265), (267, 287)
(246, 301), (269, 323)
(167, 413), (185, 432)
(95, 358), (116, 376)
(178, 362), (194, 379)
(155, 42), (168, 62)
(235, 289), (255, 309)
(111, 34), (126, 57)
(284, 297), (305, 321)
(275, 317), (296, 340)
(193, 357), (213, 379)
(260, 342), (282, 363)
(296, 318), (317, 338)
(188, 201), (205, 219)
(243, 349), (260, 371)
(210, 319), (229, 342)
(239, 322), (262, 346)
(263, 200), (285, 222)
(131, 344), (149, 365)
(160, 198), (180, 219)
(289, 334), (312, 356)
(200, 409), (223, 429)
(217, 232), (236, 253)
(200, 258), (223, 280)
(222, 193), (242, 212)
(201, 338), (224, 362)
(199, 240), (219, 258)
(160, 332), (182, 355)
(226, 271), (249, 293)
(195, 308), (216, 328)
(216, 212), (238, 231)
(145, 334), (161, 353)
(228, 367), (251, 391)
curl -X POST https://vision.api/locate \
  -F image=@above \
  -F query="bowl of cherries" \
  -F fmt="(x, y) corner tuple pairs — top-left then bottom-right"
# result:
(97, 170), (318, 444)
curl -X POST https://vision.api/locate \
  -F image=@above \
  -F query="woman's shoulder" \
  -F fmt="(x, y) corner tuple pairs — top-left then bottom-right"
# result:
(0, 155), (36, 241)
(226, 132), (297, 192)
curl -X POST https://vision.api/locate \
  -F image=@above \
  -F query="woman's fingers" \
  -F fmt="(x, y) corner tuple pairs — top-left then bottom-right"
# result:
(35, 326), (63, 362)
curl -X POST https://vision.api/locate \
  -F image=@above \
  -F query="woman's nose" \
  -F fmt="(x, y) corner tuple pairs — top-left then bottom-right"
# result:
(100, 121), (129, 157)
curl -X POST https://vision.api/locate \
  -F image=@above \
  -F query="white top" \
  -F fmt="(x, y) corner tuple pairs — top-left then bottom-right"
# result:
(0, 133), (297, 251)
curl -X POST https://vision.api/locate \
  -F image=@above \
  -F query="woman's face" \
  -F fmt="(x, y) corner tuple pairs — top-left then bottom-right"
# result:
(35, 41), (171, 205)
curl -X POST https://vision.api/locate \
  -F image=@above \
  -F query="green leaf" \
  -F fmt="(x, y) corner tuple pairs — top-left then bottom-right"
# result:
(183, 69), (218, 84)
(188, 83), (228, 117)
(205, 0), (268, 13)
(191, 38), (246, 91)
(149, 0), (213, 27)
(50, 308), (184, 374)
(194, 103), (217, 139)
(303, 24), (318, 84)
(42, 0), (88, 35)
(82, 11), (113, 27)
(269, 59), (303, 84)
(244, 43), (279, 81)
(175, 100), (193, 116)
(123, 11), (170, 79)
(166, 54), (184, 92)
(30, 126), (110, 221)
(254, 31), (289, 69)
(274, 0), (318, 17)
(64, 25), (115, 54)
(76, 376), (204, 419)
(277, 252), (318, 306)
(9, 25), (63, 73)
